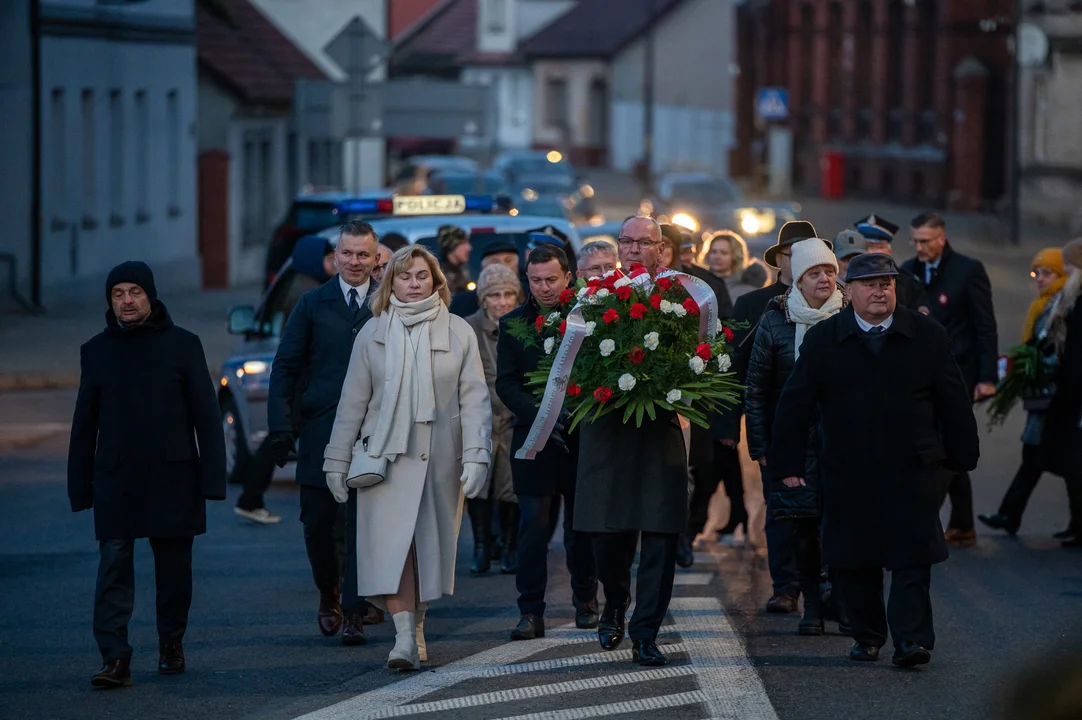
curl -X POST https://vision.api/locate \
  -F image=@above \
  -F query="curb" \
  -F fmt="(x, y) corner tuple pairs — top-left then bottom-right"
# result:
(0, 423), (71, 451)
(0, 374), (81, 392)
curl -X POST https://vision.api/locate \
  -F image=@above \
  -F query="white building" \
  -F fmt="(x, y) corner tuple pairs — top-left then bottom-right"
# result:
(2, 0), (200, 308)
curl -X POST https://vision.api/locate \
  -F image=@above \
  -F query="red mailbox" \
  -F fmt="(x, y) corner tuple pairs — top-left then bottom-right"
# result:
(820, 150), (845, 199)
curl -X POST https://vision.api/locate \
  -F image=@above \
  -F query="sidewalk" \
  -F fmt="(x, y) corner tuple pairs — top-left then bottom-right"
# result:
(0, 284), (262, 391)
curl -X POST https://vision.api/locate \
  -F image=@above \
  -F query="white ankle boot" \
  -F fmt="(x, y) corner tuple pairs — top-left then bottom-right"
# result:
(415, 604), (428, 662)
(388, 612), (420, 670)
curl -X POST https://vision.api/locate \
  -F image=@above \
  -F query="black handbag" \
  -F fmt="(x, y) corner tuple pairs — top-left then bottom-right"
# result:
(769, 488), (820, 521)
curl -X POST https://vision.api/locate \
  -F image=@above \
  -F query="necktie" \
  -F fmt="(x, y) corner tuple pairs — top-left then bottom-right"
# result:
(868, 326), (885, 335)
(927, 266), (938, 287)
(862, 325), (887, 355)
(348, 288), (359, 317)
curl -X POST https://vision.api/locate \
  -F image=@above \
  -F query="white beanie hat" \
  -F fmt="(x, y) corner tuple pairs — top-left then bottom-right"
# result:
(790, 238), (838, 283)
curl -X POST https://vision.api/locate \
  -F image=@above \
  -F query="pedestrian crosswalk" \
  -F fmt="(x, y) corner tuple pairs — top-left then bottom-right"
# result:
(294, 551), (779, 720)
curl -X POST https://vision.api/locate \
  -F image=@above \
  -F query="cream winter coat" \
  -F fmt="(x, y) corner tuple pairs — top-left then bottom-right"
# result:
(323, 307), (492, 604)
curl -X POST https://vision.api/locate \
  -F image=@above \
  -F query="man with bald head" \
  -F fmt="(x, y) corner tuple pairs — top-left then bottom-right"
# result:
(574, 215), (692, 668)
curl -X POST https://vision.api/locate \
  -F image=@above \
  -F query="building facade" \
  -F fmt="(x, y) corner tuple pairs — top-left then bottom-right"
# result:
(732, 0), (1013, 210)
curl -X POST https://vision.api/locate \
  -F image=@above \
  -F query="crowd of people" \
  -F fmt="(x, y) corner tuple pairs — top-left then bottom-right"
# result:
(66, 208), (1082, 688)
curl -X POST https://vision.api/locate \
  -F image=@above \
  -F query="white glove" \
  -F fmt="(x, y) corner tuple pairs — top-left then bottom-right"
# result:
(326, 472), (348, 504)
(460, 462), (488, 499)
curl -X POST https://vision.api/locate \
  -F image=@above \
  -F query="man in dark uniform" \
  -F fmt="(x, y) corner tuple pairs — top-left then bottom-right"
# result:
(901, 212), (998, 547)
(496, 244), (598, 641)
(718, 220), (820, 614)
(770, 253), (979, 667)
(268, 220), (379, 645)
(855, 215), (930, 313)
(69, 262), (226, 687)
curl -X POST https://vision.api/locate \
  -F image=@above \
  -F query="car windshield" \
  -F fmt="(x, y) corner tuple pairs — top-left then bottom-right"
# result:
(669, 181), (740, 205)
(518, 197), (569, 218)
(509, 158), (573, 178)
(292, 203), (340, 231)
(516, 176), (574, 193)
(436, 175), (505, 194)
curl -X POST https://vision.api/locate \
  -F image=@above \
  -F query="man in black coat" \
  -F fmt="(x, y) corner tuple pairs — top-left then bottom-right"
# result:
(68, 262), (227, 688)
(854, 214), (930, 314)
(770, 253), (979, 667)
(496, 244), (598, 641)
(717, 219), (819, 614)
(901, 212), (998, 546)
(268, 220), (379, 644)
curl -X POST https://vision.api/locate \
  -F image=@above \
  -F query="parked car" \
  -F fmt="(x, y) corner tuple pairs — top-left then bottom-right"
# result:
(427, 169), (506, 196)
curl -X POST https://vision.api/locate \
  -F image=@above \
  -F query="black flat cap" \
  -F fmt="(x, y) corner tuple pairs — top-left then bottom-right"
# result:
(482, 239), (518, 258)
(845, 252), (900, 283)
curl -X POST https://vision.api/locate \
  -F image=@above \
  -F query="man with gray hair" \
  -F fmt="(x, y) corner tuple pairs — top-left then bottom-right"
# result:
(576, 240), (619, 279)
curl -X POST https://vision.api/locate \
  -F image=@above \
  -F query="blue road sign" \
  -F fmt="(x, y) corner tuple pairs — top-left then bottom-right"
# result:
(756, 87), (789, 121)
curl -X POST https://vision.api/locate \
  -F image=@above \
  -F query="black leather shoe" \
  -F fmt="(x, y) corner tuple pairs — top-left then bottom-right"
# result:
(892, 642), (931, 668)
(509, 613), (544, 641)
(598, 599), (629, 651)
(848, 642), (880, 662)
(1054, 526), (1079, 540)
(978, 513), (1019, 535)
(91, 658), (133, 688)
(676, 534), (694, 568)
(631, 639), (666, 666)
(574, 602), (600, 629)
(342, 613), (368, 646)
(158, 642), (185, 675)
(765, 593), (798, 614)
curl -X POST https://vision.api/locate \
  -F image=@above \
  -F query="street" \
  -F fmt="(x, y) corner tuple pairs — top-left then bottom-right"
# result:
(0, 386), (1079, 720)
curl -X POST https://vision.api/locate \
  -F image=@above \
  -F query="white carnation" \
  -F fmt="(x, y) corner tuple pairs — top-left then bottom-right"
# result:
(596, 288), (610, 299)
(643, 331), (660, 351)
(659, 299), (674, 314)
(717, 354), (732, 372)
(666, 389), (682, 404)
(618, 373), (637, 392)
(544, 337), (555, 355)
(599, 339), (616, 357)
(585, 321), (596, 337)
(614, 276), (632, 289)
(672, 304), (688, 318)
(547, 311), (561, 323)
(689, 356), (705, 374)
(577, 286), (589, 298)
(716, 318), (725, 335)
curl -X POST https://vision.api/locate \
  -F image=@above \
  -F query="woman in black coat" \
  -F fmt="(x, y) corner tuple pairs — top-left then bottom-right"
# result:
(745, 239), (845, 635)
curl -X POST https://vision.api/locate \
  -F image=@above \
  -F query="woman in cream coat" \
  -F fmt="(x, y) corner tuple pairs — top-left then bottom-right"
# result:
(323, 244), (492, 670)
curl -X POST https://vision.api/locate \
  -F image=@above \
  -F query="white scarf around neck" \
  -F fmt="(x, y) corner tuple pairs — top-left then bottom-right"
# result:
(367, 292), (444, 461)
(787, 285), (844, 362)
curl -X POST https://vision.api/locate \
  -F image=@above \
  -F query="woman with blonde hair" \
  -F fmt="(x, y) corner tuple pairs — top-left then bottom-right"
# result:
(323, 245), (492, 669)
(706, 230), (766, 300)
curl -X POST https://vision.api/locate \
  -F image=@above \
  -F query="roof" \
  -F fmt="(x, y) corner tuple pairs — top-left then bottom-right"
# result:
(392, 0), (478, 70)
(519, 0), (684, 59)
(390, 0), (446, 39)
(196, 0), (327, 104)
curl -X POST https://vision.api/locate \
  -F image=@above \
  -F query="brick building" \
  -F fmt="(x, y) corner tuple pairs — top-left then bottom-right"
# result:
(732, 0), (1013, 210)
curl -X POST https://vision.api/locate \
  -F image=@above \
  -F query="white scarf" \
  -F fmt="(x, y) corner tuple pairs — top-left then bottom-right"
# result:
(787, 286), (844, 362)
(367, 293), (443, 461)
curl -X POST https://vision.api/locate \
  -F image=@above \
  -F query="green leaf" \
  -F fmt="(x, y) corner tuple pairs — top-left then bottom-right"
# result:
(635, 401), (645, 427)
(622, 400), (636, 425)
(644, 400), (656, 422)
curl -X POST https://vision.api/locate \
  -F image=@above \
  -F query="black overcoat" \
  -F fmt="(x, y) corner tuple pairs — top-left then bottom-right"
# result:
(67, 303), (226, 541)
(268, 278), (376, 488)
(1041, 298), (1082, 477)
(895, 267), (931, 313)
(901, 243), (998, 392)
(769, 306), (979, 569)
(495, 299), (579, 497)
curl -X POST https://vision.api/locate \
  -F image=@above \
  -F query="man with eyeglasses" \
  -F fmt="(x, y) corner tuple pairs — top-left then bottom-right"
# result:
(576, 240), (619, 279)
(901, 212), (998, 548)
(371, 243), (393, 284)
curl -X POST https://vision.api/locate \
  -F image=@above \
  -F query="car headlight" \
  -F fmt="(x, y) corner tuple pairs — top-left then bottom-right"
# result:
(242, 360), (269, 376)
(522, 188), (538, 202)
(740, 213), (761, 235)
(671, 213), (698, 232)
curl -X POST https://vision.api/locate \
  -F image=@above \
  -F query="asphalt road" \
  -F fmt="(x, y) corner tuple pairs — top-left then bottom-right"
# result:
(1, 387), (1080, 720)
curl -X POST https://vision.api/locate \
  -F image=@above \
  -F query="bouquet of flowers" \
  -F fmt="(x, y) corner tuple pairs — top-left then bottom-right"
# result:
(506, 264), (743, 430)
(986, 340), (1056, 429)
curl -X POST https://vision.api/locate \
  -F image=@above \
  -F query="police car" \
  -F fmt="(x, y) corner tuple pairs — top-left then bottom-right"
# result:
(218, 194), (584, 481)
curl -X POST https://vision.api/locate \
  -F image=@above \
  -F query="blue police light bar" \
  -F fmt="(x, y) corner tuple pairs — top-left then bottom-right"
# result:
(336, 194), (504, 216)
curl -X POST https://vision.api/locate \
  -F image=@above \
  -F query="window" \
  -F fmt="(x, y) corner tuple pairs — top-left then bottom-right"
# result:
(109, 90), (123, 225)
(544, 77), (568, 128)
(487, 0), (507, 33)
(134, 90), (149, 221)
(241, 128), (275, 247)
(49, 89), (66, 222)
(886, 0), (905, 141)
(166, 90), (180, 216)
(81, 89), (96, 223)
(827, 3), (844, 139)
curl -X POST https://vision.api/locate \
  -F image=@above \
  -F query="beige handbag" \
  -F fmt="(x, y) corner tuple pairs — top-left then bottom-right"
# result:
(346, 437), (387, 490)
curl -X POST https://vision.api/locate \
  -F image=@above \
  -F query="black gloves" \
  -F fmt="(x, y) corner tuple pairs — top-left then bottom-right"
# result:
(267, 431), (296, 468)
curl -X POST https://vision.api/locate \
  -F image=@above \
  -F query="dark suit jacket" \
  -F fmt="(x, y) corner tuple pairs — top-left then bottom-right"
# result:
(901, 243), (998, 391)
(268, 277), (377, 487)
(770, 306), (979, 569)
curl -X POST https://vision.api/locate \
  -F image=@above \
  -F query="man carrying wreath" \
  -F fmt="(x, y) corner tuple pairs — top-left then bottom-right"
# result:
(575, 215), (692, 667)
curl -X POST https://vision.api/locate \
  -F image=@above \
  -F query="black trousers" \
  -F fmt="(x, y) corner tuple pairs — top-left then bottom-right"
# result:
(516, 493), (597, 617)
(592, 531), (678, 641)
(709, 441), (747, 535)
(942, 470), (974, 532)
(833, 566), (934, 651)
(94, 537), (193, 663)
(760, 466), (798, 595)
(236, 435), (276, 511)
(299, 485), (364, 613)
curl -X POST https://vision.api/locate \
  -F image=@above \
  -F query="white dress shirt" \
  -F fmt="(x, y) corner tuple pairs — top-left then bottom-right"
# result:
(340, 276), (371, 307)
(854, 312), (893, 333)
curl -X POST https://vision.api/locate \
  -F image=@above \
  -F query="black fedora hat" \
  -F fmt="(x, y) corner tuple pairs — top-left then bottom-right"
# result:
(764, 220), (828, 268)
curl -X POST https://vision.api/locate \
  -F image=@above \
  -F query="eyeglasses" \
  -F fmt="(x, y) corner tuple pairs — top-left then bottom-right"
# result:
(579, 263), (617, 277)
(617, 237), (660, 249)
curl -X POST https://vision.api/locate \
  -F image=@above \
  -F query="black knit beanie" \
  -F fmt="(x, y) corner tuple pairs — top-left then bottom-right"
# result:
(105, 261), (157, 305)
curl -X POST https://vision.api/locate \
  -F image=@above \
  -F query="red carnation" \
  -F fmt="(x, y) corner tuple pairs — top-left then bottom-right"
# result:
(656, 277), (673, 291)
(696, 343), (712, 362)
(615, 285), (633, 301)
(587, 277), (602, 289)
(559, 320), (567, 335)
(628, 347), (646, 364)
(629, 265), (648, 279)
(602, 308), (620, 324)
(534, 316), (545, 332)
(629, 302), (648, 320)
(723, 326), (735, 342)
(593, 386), (613, 404)
(558, 288), (576, 305)
(683, 297), (700, 315)
(649, 293), (663, 310)
(602, 274), (619, 291)
(567, 382), (581, 397)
